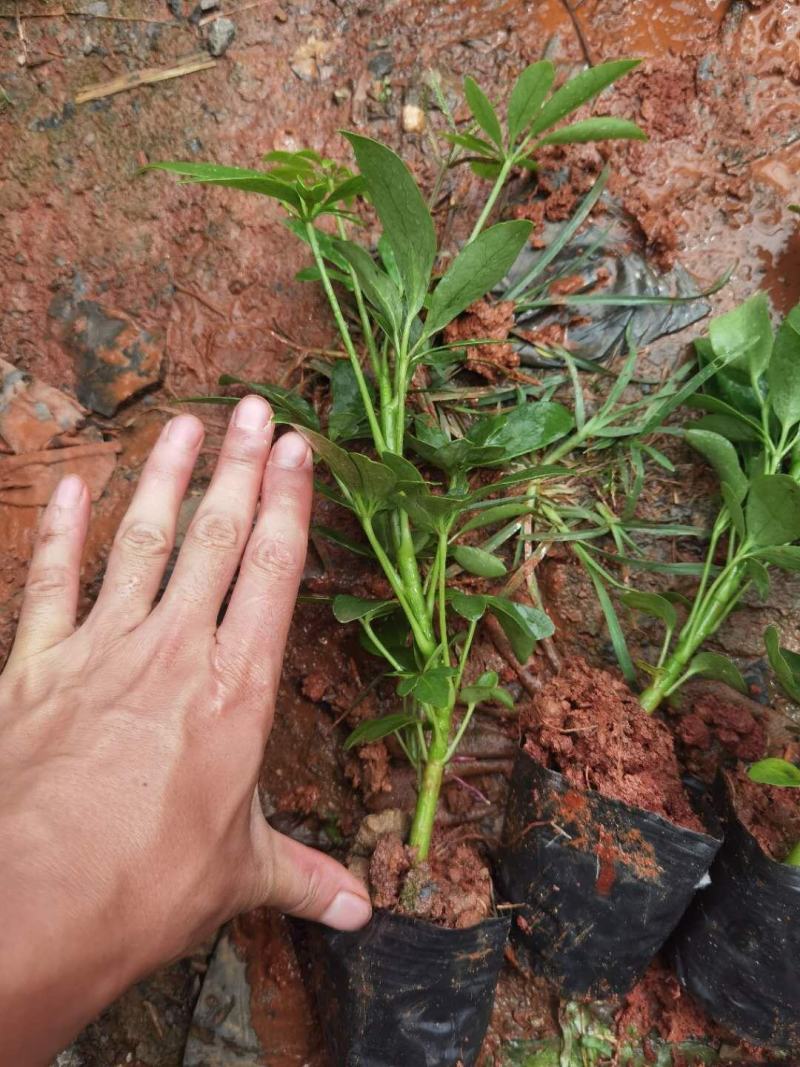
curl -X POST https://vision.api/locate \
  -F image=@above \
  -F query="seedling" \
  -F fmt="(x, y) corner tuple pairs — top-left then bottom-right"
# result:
(748, 757), (800, 866)
(148, 61), (645, 862)
(614, 295), (800, 712)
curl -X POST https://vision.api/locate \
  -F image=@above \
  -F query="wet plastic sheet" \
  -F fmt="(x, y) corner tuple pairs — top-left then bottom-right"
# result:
(295, 908), (509, 1067)
(497, 751), (721, 998)
(671, 788), (800, 1051)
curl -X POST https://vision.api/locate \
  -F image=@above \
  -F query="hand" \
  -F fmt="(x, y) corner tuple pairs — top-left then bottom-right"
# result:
(0, 396), (371, 1066)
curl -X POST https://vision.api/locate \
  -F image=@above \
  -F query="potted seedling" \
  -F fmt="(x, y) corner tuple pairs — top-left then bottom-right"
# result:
(672, 755), (800, 1050)
(148, 59), (648, 1065)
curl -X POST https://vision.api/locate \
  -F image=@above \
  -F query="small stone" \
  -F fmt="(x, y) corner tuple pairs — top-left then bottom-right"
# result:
(352, 809), (410, 856)
(56, 300), (164, 417)
(290, 36), (333, 82)
(199, 0), (218, 10)
(0, 358), (85, 454)
(332, 86), (351, 104)
(367, 50), (393, 78)
(274, 6), (287, 20)
(166, 0), (183, 17)
(84, 0), (109, 14)
(402, 102), (425, 133)
(206, 16), (235, 57)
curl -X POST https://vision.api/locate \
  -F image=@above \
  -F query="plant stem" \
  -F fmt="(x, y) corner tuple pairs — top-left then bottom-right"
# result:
(409, 740), (446, 860)
(784, 841), (800, 866)
(305, 223), (385, 451)
(468, 158), (513, 243)
(639, 554), (749, 713)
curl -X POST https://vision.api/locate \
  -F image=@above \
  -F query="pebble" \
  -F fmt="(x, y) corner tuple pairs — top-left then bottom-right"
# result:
(206, 16), (235, 56)
(367, 51), (393, 78)
(402, 102), (425, 133)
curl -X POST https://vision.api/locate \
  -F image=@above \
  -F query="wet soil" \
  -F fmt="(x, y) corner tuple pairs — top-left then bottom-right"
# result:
(1, 0), (799, 1063)
(728, 765), (800, 863)
(616, 958), (719, 1049)
(522, 658), (704, 832)
(673, 687), (769, 782)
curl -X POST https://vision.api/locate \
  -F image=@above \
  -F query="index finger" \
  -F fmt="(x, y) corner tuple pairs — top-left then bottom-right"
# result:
(215, 431), (312, 701)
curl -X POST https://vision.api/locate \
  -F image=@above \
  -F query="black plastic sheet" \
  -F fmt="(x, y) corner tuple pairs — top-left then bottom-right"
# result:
(497, 751), (722, 999)
(671, 784), (800, 1051)
(294, 908), (509, 1067)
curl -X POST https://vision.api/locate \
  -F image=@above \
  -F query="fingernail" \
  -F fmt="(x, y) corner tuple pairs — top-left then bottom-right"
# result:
(320, 891), (372, 931)
(271, 432), (310, 469)
(234, 394), (272, 432)
(166, 415), (204, 448)
(54, 475), (84, 507)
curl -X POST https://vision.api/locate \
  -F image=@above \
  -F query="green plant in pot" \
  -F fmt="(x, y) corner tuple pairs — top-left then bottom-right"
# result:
(147, 59), (645, 1065)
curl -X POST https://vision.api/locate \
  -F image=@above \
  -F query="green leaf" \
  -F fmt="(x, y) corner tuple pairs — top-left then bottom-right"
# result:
(218, 374), (319, 430)
(753, 545), (800, 571)
(450, 591), (489, 622)
(466, 401), (574, 464)
(722, 483), (746, 539)
(507, 60), (555, 143)
(332, 238), (403, 333)
(692, 414), (762, 443)
(457, 500), (537, 534)
(748, 757), (800, 788)
(451, 545), (507, 578)
(297, 427), (397, 511)
(685, 428), (748, 502)
(708, 291), (773, 377)
(745, 558), (770, 599)
(530, 59), (641, 136)
(145, 161), (303, 212)
(460, 671), (515, 708)
(487, 596), (554, 662)
(764, 624), (800, 703)
(537, 116), (646, 146)
(344, 133), (436, 315)
(344, 712), (418, 750)
(746, 473), (800, 547)
(620, 590), (677, 630)
(463, 76), (503, 148)
(442, 131), (499, 157)
(685, 651), (748, 694)
(424, 221), (533, 337)
(768, 305), (800, 429)
(332, 595), (395, 623)
(470, 160), (503, 180)
(397, 666), (456, 708)
(328, 361), (374, 442)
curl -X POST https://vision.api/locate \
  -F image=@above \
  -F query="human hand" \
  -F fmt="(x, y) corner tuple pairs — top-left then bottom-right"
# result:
(0, 397), (371, 1066)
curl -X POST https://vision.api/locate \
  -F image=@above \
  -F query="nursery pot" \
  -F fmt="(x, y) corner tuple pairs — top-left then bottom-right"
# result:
(670, 781), (800, 1051)
(497, 750), (722, 999)
(293, 907), (509, 1067)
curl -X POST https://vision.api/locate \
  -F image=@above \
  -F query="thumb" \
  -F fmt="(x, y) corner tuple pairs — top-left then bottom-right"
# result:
(252, 820), (372, 932)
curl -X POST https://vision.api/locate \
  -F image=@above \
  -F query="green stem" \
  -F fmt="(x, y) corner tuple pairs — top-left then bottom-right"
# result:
(445, 703), (476, 763)
(468, 157), (513, 243)
(362, 516), (436, 660)
(639, 553), (749, 713)
(408, 745), (446, 860)
(437, 529), (450, 663)
(305, 222), (385, 451)
(784, 841), (800, 867)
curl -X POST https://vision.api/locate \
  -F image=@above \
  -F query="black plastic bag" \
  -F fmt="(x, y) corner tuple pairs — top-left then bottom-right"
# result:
(670, 785), (800, 1051)
(294, 908), (509, 1067)
(497, 751), (722, 999)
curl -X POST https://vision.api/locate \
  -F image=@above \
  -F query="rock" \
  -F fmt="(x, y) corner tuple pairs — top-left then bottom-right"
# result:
(53, 299), (163, 417)
(166, 0), (183, 16)
(199, 0), (218, 10)
(290, 36), (334, 82)
(206, 16), (235, 56)
(352, 808), (411, 855)
(0, 441), (120, 507)
(84, 0), (109, 14)
(0, 357), (85, 454)
(367, 50), (393, 78)
(402, 102), (425, 133)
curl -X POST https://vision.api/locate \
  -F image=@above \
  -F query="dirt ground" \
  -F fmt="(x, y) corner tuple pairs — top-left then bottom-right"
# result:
(1, 0), (799, 1064)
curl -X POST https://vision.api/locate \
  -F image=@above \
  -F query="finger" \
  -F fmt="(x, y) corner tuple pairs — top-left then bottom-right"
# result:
(13, 475), (90, 657)
(89, 414), (204, 628)
(158, 395), (274, 625)
(252, 820), (372, 931)
(215, 431), (312, 694)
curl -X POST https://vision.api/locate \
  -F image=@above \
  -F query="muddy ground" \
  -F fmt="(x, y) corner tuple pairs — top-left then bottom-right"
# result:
(1, 0), (799, 1064)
